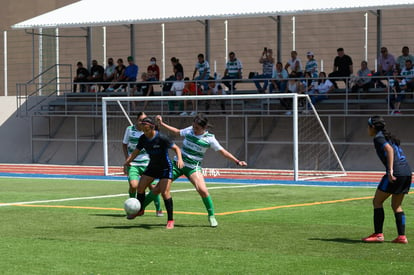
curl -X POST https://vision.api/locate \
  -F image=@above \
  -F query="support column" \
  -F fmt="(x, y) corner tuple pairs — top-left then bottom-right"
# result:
(130, 24), (135, 59)
(205, 20), (210, 63)
(86, 27), (92, 69)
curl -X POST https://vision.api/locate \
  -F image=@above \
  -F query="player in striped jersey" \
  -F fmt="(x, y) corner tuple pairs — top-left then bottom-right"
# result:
(222, 51), (243, 91)
(154, 113), (247, 227)
(122, 112), (163, 218)
(192, 53), (211, 91)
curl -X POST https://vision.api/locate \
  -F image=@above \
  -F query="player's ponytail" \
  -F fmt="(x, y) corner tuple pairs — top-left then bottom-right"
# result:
(368, 116), (400, 146)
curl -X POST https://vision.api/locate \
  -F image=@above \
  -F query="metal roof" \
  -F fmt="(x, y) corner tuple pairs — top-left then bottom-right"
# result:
(11, 0), (414, 29)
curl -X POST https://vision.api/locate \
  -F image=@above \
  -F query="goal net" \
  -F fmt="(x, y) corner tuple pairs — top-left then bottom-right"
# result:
(101, 93), (346, 181)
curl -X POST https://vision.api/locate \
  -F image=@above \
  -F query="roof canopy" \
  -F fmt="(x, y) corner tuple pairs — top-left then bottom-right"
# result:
(11, 0), (414, 29)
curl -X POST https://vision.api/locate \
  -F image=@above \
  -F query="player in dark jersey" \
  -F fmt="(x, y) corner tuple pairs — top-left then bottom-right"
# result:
(124, 117), (183, 229)
(362, 116), (412, 244)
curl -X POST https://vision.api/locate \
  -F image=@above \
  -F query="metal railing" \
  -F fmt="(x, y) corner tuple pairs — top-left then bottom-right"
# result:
(16, 64), (72, 117)
(17, 73), (414, 117)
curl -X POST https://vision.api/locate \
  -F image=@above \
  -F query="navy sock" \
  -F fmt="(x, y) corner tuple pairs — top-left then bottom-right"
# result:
(374, 208), (384, 234)
(164, 197), (173, 221)
(137, 193), (146, 210)
(395, 211), (406, 236)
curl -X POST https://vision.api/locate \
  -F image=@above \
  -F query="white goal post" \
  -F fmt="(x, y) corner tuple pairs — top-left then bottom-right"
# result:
(101, 93), (346, 180)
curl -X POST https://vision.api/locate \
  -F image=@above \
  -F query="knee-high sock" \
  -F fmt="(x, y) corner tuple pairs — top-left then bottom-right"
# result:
(137, 193), (145, 209)
(395, 211), (406, 236)
(153, 194), (162, 211)
(202, 195), (215, 216)
(164, 197), (173, 221)
(128, 190), (136, 198)
(374, 207), (385, 234)
(143, 190), (157, 208)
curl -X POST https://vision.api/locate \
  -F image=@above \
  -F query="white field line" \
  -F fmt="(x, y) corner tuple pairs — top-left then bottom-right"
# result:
(0, 184), (272, 207)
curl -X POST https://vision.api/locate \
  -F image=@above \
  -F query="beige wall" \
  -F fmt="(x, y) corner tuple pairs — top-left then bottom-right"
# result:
(1, 3), (414, 96)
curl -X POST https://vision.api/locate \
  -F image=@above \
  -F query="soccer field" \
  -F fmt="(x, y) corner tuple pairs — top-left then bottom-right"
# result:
(0, 176), (413, 274)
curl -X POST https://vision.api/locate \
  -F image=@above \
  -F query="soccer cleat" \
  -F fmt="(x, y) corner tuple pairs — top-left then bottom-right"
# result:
(361, 233), (384, 243)
(166, 220), (174, 229)
(190, 111), (197, 116)
(179, 112), (188, 116)
(392, 235), (408, 244)
(126, 212), (139, 220)
(208, 216), (218, 228)
(137, 208), (145, 216)
(156, 210), (164, 217)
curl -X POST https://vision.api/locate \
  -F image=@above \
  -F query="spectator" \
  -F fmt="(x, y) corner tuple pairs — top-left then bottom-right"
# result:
(192, 53), (211, 91)
(107, 58), (126, 92)
(133, 72), (154, 111)
(73, 61), (89, 93)
(285, 50), (303, 78)
(205, 76), (226, 114)
(125, 56), (139, 84)
(351, 61), (372, 94)
(134, 72), (154, 96)
(328, 48), (353, 89)
(147, 57), (160, 81)
(373, 47), (396, 88)
(305, 51), (319, 79)
(309, 72), (334, 106)
(388, 70), (407, 115)
(87, 59), (104, 92)
(171, 57), (184, 79)
(396, 46), (414, 71)
(222, 51), (243, 92)
(270, 62), (289, 93)
(301, 72), (318, 95)
(280, 78), (304, 115)
(103, 57), (116, 90)
(168, 71), (185, 115)
(253, 47), (275, 93)
(182, 77), (201, 116)
(400, 59), (414, 92)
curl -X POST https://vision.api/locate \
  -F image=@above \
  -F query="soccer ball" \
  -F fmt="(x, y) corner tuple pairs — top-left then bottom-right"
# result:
(124, 198), (141, 215)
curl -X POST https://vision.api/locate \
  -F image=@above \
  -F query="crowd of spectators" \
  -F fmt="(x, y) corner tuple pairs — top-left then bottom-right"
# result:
(73, 45), (414, 114)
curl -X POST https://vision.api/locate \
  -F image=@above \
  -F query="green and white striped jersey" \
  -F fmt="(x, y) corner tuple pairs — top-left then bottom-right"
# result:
(122, 125), (150, 166)
(179, 126), (223, 168)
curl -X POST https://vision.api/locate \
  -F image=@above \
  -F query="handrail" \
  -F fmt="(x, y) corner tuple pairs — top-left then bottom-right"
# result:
(16, 64), (73, 117)
(26, 64), (72, 84)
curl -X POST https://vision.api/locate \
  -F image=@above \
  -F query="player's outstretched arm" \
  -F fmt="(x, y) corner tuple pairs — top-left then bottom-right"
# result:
(218, 149), (247, 166)
(155, 115), (180, 136)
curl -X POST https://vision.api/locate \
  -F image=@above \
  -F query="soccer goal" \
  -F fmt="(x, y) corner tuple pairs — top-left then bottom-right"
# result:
(101, 93), (346, 181)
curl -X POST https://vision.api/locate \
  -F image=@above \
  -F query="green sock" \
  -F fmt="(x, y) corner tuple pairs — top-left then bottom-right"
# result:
(202, 195), (215, 216)
(129, 191), (136, 198)
(143, 190), (157, 208)
(153, 194), (162, 211)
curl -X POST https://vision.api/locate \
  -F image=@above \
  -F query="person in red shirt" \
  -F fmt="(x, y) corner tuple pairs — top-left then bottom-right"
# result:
(147, 57), (160, 82)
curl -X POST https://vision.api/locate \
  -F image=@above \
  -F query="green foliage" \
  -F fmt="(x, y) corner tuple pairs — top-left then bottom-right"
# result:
(0, 178), (413, 274)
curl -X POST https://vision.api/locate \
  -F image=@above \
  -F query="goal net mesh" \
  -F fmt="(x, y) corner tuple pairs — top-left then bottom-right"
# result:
(102, 93), (346, 180)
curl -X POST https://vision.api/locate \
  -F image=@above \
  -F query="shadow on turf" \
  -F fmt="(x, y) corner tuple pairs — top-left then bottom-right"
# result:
(92, 213), (125, 218)
(309, 237), (362, 244)
(94, 224), (190, 230)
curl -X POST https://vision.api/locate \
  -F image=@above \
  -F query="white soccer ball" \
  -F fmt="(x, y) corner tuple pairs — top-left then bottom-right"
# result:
(124, 198), (141, 215)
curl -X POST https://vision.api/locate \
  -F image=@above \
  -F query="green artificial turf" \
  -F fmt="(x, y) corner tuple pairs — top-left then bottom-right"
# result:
(0, 178), (413, 274)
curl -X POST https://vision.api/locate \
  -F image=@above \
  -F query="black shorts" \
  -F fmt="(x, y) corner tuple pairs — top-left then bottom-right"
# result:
(143, 165), (173, 180)
(378, 174), (412, 194)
